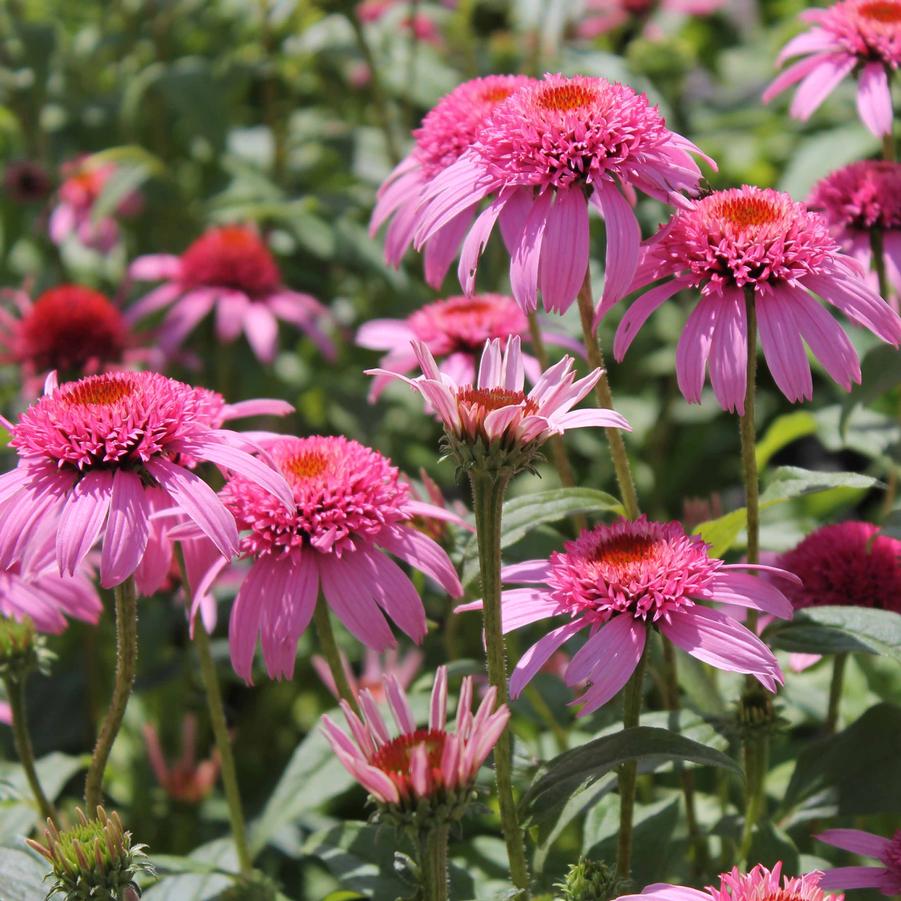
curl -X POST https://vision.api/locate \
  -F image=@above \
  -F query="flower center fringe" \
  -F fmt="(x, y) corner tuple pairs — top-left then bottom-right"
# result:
(457, 386), (538, 415)
(859, 0), (901, 23)
(537, 83), (599, 111)
(369, 728), (448, 796)
(713, 195), (782, 229)
(284, 451), (331, 482)
(62, 378), (135, 407)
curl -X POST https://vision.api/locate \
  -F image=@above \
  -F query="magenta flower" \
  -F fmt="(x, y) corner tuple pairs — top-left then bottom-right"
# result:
(321, 666), (509, 808)
(613, 862), (843, 901)
(312, 647), (424, 703)
(612, 186), (901, 412)
(459, 517), (794, 715)
(413, 73), (712, 314)
(127, 225), (334, 364)
(763, 0), (901, 137)
(810, 161), (901, 305)
(0, 371), (294, 589)
(818, 828), (901, 895)
(220, 435), (462, 681)
(370, 75), (533, 288)
(143, 714), (220, 805)
(368, 336), (630, 453)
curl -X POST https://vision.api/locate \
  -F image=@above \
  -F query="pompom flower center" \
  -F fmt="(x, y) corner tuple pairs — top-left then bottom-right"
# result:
(537, 83), (599, 111)
(407, 294), (528, 355)
(62, 378), (135, 408)
(369, 728), (448, 778)
(592, 533), (665, 577)
(284, 451), (332, 483)
(885, 830), (901, 871)
(713, 195), (783, 230)
(859, 0), (901, 23)
(179, 226), (282, 296)
(457, 387), (538, 415)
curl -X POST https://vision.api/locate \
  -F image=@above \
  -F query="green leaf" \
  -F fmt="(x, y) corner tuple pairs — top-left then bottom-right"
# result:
(840, 344), (901, 433)
(141, 839), (237, 900)
(766, 606), (901, 662)
(0, 847), (47, 901)
(755, 412), (817, 470)
(745, 821), (800, 874)
(693, 508), (747, 558)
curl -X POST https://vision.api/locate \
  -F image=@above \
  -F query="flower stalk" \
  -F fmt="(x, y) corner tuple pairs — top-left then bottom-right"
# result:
(739, 289), (760, 570)
(419, 825), (450, 901)
(825, 652), (848, 735)
(313, 594), (362, 719)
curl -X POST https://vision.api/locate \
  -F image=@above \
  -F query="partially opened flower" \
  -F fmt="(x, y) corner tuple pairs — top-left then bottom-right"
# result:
(763, 0), (901, 137)
(368, 336), (630, 475)
(612, 186), (901, 412)
(0, 371), (294, 589)
(414, 72), (712, 313)
(320, 666), (509, 820)
(312, 647), (424, 703)
(221, 435), (462, 681)
(370, 75), (533, 287)
(818, 828), (901, 895)
(143, 714), (220, 804)
(459, 517), (793, 715)
(127, 225), (334, 364)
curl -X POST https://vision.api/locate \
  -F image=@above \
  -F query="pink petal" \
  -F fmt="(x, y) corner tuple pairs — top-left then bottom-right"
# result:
(228, 556), (274, 682)
(510, 619), (585, 697)
(501, 559), (551, 583)
(819, 867), (885, 891)
(789, 286), (861, 389)
(356, 319), (415, 350)
(711, 572), (794, 620)
(125, 282), (182, 324)
(676, 295), (718, 404)
(430, 666), (448, 731)
(220, 398), (294, 420)
(538, 188), (589, 314)
(777, 29), (839, 64)
(414, 157), (494, 248)
(100, 470), (151, 588)
(57, 471), (113, 577)
(708, 288), (747, 414)
(757, 291), (813, 403)
(424, 208), (474, 289)
(510, 190), (552, 313)
(593, 181), (642, 312)
(817, 828), (891, 859)
(789, 54), (856, 121)
(557, 408), (632, 431)
(806, 270), (901, 344)
(129, 254), (182, 282)
(612, 278), (685, 357)
(244, 304), (279, 363)
(385, 674), (416, 734)
(377, 524), (462, 597)
(362, 546), (427, 644)
(763, 53), (833, 103)
(215, 291), (249, 341)
(157, 289), (217, 351)
(856, 62), (893, 137)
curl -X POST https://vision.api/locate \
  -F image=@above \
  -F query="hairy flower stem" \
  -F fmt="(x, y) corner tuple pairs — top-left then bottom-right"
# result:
(825, 652), (848, 735)
(575, 274), (640, 520)
(616, 641), (648, 880)
(470, 471), (530, 898)
(738, 720), (769, 864)
(313, 595), (362, 719)
(419, 825), (450, 901)
(85, 578), (139, 811)
(3, 674), (56, 822)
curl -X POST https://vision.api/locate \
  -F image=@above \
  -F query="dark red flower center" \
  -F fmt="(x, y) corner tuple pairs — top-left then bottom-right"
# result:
(61, 377), (135, 407)
(537, 84), (599, 112)
(457, 387), (538, 415)
(368, 728), (448, 776)
(179, 226), (281, 296)
(859, 0), (901, 23)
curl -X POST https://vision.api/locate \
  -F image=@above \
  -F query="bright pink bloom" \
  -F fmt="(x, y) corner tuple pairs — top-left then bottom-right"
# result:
(312, 647), (424, 703)
(577, 0), (724, 39)
(810, 161), (901, 305)
(368, 336), (630, 448)
(49, 157), (141, 251)
(614, 862), (843, 901)
(143, 714), (220, 804)
(413, 73), (712, 314)
(0, 371), (294, 589)
(371, 75), (533, 288)
(612, 186), (901, 412)
(127, 225), (334, 364)
(764, 0), (901, 137)
(818, 828), (901, 895)
(220, 435), (462, 681)
(320, 666), (509, 807)
(459, 517), (794, 715)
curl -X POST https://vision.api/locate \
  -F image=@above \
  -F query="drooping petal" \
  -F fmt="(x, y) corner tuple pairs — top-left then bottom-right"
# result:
(244, 304), (280, 363)
(856, 62), (894, 137)
(362, 546), (428, 644)
(711, 572), (794, 620)
(538, 188), (590, 314)
(593, 181), (641, 311)
(757, 291), (813, 403)
(377, 523), (462, 597)
(100, 470), (151, 588)
(57, 470), (113, 577)
(510, 619), (585, 697)
(676, 295), (718, 404)
(707, 288), (747, 414)
(789, 286), (861, 389)
(816, 828), (891, 859)
(789, 54), (856, 121)
(612, 278), (685, 357)
(509, 190), (553, 313)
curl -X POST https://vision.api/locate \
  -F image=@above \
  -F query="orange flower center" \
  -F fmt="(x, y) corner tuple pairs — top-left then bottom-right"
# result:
(593, 533), (662, 567)
(537, 84), (598, 112)
(715, 196), (782, 229)
(368, 728), (448, 776)
(457, 387), (538, 415)
(284, 451), (331, 481)
(859, 0), (901, 23)
(478, 86), (516, 105)
(62, 379), (134, 407)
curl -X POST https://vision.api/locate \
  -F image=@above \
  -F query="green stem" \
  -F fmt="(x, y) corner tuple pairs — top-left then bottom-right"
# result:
(3, 674), (56, 822)
(738, 720), (769, 864)
(825, 652), (848, 735)
(313, 595), (361, 718)
(575, 274), (641, 520)
(470, 472), (530, 898)
(616, 640), (648, 880)
(85, 577), (139, 812)
(419, 825), (450, 901)
(739, 289), (759, 569)
(883, 132), (896, 162)
(871, 229), (891, 302)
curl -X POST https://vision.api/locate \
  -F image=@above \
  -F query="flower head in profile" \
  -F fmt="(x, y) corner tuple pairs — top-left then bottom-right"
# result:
(809, 160), (901, 305)
(458, 517), (794, 715)
(143, 714), (220, 804)
(321, 666), (509, 823)
(764, 0), (901, 137)
(370, 75), (533, 288)
(368, 336), (629, 476)
(818, 828), (901, 896)
(312, 647), (424, 703)
(414, 72), (712, 314)
(612, 185), (901, 412)
(49, 157), (141, 251)
(127, 225), (334, 364)
(0, 371), (294, 589)
(220, 435), (461, 682)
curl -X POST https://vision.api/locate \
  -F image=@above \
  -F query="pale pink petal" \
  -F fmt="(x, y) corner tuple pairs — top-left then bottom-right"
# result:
(377, 523), (462, 597)
(414, 157), (494, 247)
(57, 470), (113, 577)
(708, 288), (748, 414)
(556, 408), (632, 431)
(510, 190), (553, 313)
(220, 398), (294, 420)
(158, 290), (217, 351)
(100, 470), (151, 588)
(125, 282), (182, 323)
(819, 867), (885, 891)
(424, 208), (474, 289)
(757, 291), (813, 403)
(456, 587), (560, 633)
(856, 63), (893, 137)
(510, 619), (585, 697)
(763, 54), (834, 104)
(385, 674), (416, 733)
(244, 304), (279, 363)
(430, 666), (447, 731)
(711, 572), (794, 620)
(817, 828), (891, 858)
(789, 55), (856, 121)
(593, 181), (642, 311)
(215, 291), (249, 341)
(501, 559), (551, 583)
(790, 286), (861, 389)
(676, 295), (718, 404)
(790, 652), (822, 672)
(612, 278), (685, 356)
(539, 188), (590, 314)
(129, 254), (182, 281)
(356, 319), (415, 350)
(777, 29), (839, 64)
(362, 546), (427, 644)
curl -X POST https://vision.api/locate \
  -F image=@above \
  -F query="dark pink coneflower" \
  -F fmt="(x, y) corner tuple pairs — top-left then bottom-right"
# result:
(818, 828), (901, 895)
(612, 185), (901, 412)
(370, 75), (534, 288)
(127, 225), (334, 364)
(459, 517), (794, 715)
(0, 371), (294, 589)
(764, 0), (901, 137)
(413, 72), (712, 314)
(220, 435), (462, 682)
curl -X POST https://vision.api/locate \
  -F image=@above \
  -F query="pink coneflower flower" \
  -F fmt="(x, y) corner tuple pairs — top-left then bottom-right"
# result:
(312, 647), (424, 702)
(143, 714), (220, 805)
(49, 157), (141, 252)
(0, 371), (294, 589)
(613, 862), (843, 901)
(368, 337), (630, 460)
(370, 75), (533, 288)
(320, 666), (509, 810)
(612, 186), (901, 412)
(127, 225), (334, 364)
(413, 72), (712, 313)
(763, 0), (901, 137)
(459, 517), (794, 715)
(818, 828), (901, 895)
(577, 0), (724, 39)
(220, 435), (462, 681)
(809, 160), (901, 304)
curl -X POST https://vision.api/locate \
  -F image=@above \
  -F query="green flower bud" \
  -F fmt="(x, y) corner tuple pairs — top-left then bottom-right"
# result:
(555, 858), (631, 901)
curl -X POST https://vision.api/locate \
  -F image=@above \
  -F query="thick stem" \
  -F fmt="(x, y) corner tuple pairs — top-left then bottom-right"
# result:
(313, 595), (361, 718)
(825, 652), (848, 735)
(419, 825), (450, 901)
(575, 274), (641, 520)
(739, 289), (759, 568)
(616, 641), (648, 880)
(470, 472), (530, 898)
(738, 723), (769, 864)
(85, 577), (139, 812)
(3, 674), (56, 822)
